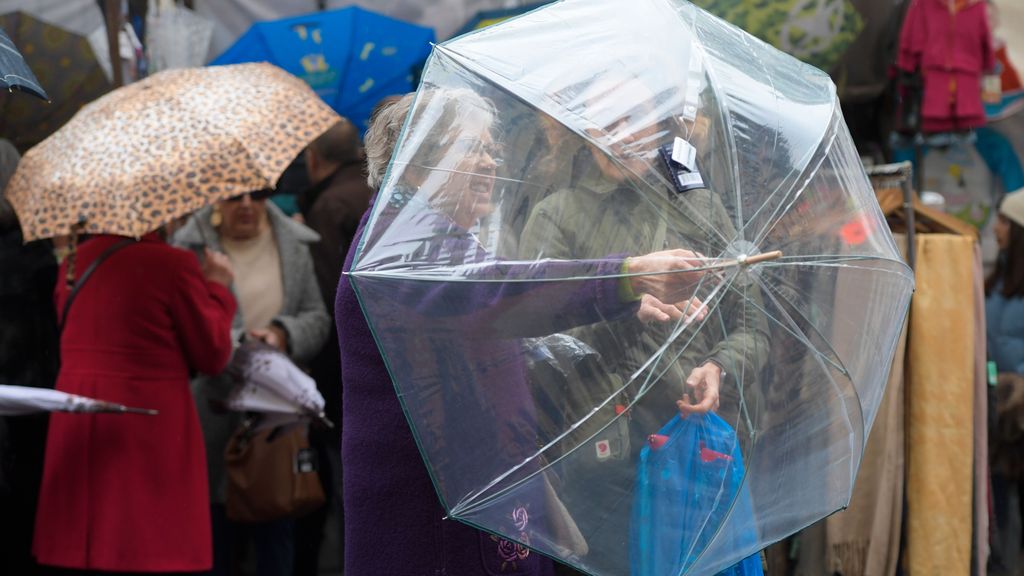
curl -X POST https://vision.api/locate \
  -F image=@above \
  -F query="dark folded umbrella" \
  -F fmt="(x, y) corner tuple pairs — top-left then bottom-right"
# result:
(0, 12), (112, 152)
(0, 25), (46, 100)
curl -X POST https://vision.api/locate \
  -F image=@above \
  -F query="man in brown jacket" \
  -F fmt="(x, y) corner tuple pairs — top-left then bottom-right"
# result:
(301, 118), (373, 308)
(295, 117), (372, 576)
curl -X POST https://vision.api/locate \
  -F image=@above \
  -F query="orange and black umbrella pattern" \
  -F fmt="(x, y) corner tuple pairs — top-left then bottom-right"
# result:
(5, 62), (340, 241)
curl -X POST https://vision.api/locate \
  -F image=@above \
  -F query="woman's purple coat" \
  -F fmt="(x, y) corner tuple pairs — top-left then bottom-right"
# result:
(337, 197), (636, 575)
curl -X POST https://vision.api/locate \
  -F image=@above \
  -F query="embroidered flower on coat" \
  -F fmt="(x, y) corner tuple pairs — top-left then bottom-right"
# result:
(495, 536), (518, 562)
(512, 505), (529, 532)
(487, 503), (535, 572)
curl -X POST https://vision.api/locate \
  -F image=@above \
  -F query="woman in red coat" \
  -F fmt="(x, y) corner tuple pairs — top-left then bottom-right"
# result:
(33, 229), (236, 575)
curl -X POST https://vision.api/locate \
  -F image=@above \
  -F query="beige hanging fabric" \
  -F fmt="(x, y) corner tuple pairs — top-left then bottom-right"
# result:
(824, 233), (908, 576)
(824, 325), (907, 576)
(905, 234), (976, 576)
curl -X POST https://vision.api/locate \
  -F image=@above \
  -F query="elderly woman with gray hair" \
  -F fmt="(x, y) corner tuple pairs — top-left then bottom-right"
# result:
(336, 90), (708, 575)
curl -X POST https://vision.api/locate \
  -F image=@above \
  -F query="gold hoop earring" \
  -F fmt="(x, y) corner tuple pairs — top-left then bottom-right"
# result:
(210, 205), (222, 228)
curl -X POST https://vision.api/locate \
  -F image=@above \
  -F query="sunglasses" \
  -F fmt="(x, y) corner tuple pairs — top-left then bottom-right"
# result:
(226, 188), (275, 202)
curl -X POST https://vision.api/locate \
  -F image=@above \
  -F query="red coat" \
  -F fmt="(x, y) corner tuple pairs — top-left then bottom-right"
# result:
(33, 233), (236, 572)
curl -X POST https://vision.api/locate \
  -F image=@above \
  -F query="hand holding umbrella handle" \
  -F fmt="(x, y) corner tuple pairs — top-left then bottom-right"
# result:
(625, 250), (783, 303)
(625, 248), (706, 303)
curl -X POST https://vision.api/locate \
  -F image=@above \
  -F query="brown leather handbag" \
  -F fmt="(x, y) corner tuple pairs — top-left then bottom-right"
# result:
(224, 420), (325, 523)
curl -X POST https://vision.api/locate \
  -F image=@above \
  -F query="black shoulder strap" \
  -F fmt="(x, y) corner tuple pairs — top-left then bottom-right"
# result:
(59, 238), (136, 336)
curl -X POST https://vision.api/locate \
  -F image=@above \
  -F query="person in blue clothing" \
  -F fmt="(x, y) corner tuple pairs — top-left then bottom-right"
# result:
(987, 188), (1024, 373)
(985, 187), (1024, 576)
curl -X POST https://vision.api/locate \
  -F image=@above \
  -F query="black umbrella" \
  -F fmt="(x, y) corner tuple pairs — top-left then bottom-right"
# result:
(0, 25), (47, 100)
(0, 12), (112, 152)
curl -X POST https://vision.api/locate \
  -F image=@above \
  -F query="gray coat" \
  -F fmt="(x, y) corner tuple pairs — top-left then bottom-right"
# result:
(174, 202), (330, 502)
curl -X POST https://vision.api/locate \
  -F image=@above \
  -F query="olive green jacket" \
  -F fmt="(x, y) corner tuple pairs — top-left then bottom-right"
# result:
(518, 167), (770, 437)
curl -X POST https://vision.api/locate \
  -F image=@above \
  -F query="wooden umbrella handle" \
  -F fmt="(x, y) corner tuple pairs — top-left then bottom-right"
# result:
(696, 249), (783, 271)
(741, 250), (783, 266)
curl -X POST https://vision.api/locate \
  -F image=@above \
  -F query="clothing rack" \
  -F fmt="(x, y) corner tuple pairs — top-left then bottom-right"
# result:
(866, 161), (916, 270)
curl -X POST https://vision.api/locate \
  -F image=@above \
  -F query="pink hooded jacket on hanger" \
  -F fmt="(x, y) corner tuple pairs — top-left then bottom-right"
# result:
(897, 0), (995, 132)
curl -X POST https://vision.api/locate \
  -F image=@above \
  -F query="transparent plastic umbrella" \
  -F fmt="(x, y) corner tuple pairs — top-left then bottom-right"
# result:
(347, 0), (914, 574)
(0, 384), (157, 416)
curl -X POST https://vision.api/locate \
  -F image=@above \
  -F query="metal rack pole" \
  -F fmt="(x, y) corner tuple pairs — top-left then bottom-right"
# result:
(865, 160), (916, 270)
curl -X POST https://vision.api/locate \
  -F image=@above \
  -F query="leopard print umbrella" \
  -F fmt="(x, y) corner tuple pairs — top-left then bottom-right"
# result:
(4, 62), (341, 241)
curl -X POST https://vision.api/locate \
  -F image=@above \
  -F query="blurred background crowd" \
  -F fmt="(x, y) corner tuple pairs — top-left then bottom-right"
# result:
(0, 1), (1021, 575)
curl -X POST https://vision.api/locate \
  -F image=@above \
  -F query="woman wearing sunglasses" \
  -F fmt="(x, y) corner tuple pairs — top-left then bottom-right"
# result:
(172, 188), (330, 576)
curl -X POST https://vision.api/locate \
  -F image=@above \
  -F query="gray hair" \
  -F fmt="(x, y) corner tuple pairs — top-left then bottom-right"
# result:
(364, 88), (500, 191)
(365, 94), (415, 191)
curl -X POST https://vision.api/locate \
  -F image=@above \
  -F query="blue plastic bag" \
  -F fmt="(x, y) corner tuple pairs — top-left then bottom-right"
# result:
(631, 413), (762, 576)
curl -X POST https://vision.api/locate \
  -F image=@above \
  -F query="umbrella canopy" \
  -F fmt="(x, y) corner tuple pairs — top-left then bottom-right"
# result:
(225, 340), (329, 425)
(448, 1), (552, 39)
(4, 62), (340, 241)
(347, 0), (914, 574)
(210, 6), (434, 133)
(0, 24), (47, 99)
(0, 11), (111, 152)
(0, 384), (157, 415)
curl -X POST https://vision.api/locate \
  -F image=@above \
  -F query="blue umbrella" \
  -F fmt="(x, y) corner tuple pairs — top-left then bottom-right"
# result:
(0, 24), (47, 100)
(211, 6), (433, 132)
